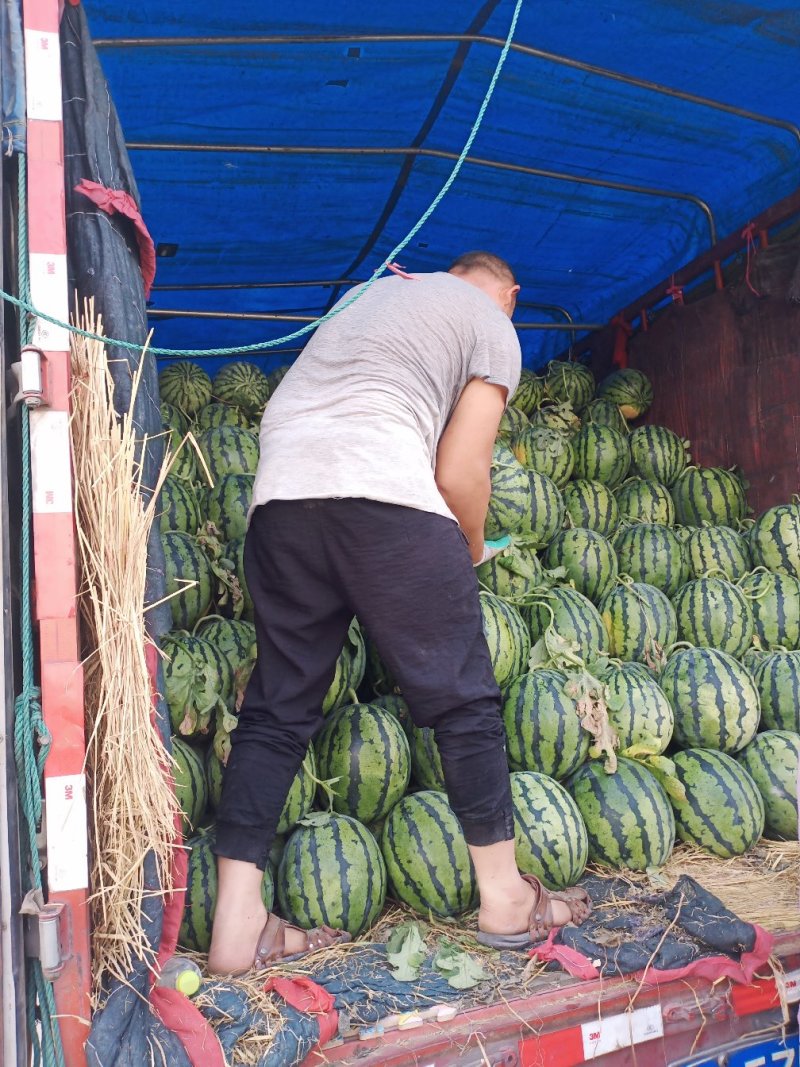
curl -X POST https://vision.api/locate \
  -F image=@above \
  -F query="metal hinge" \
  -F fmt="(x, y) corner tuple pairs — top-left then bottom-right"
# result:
(20, 889), (65, 980)
(9, 344), (48, 411)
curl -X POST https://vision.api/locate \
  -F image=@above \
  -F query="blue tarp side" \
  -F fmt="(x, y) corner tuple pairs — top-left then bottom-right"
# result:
(2, 0), (25, 153)
(77, 0), (800, 369)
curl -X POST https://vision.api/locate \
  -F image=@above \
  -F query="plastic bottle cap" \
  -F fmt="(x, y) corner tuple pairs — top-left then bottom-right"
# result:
(175, 969), (201, 997)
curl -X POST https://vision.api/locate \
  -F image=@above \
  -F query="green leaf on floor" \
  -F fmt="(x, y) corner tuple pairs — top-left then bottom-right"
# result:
(433, 940), (486, 990)
(386, 921), (428, 982)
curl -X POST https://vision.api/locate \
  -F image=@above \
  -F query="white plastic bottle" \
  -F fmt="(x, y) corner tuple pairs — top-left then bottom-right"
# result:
(156, 957), (203, 996)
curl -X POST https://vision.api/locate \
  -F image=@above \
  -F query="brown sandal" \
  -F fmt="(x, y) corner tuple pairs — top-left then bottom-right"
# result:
(477, 874), (592, 949)
(253, 913), (351, 969)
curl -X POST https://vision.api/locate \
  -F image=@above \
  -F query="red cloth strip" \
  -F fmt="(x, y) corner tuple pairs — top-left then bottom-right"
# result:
(74, 178), (156, 296)
(264, 975), (339, 1047)
(610, 314), (632, 369)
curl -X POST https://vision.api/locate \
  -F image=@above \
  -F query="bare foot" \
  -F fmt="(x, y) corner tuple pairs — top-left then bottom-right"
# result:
(478, 881), (572, 937)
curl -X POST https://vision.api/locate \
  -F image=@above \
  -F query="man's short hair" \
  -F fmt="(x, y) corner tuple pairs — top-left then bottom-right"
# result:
(448, 251), (516, 286)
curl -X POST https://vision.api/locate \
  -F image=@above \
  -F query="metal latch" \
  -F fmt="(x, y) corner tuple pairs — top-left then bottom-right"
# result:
(20, 888), (66, 980)
(9, 344), (48, 409)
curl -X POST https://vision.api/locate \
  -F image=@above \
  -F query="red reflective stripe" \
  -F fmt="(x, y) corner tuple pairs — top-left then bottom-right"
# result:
(519, 1026), (585, 1067)
(730, 977), (780, 1017)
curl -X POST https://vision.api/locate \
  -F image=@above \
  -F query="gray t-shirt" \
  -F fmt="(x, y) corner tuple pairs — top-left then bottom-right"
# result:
(251, 271), (521, 521)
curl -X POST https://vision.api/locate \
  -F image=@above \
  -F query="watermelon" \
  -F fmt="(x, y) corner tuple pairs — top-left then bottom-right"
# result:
(314, 703), (411, 824)
(563, 480), (619, 538)
(527, 587), (607, 662)
(510, 772), (589, 890)
(510, 370), (546, 416)
(669, 749), (765, 857)
(322, 620), (367, 714)
(671, 467), (748, 527)
(162, 632), (234, 739)
(750, 650), (800, 732)
(159, 475), (201, 535)
(614, 523), (687, 596)
(571, 424), (630, 489)
(405, 722), (445, 790)
(179, 828), (273, 952)
(204, 473), (253, 542)
(205, 746), (224, 811)
(530, 401), (581, 437)
(225, 537), (254, 622)
(164, 424), (199, 483)
(737, 731), (799, 840)
(363, 635), (399, 697)
(615, 478), (675, 526)
(486, 444), (534, 539)
(372, 693), (411, 728)
(497, 405), (529, 442)
(527, 470), (566, 547)
(544, 360), (595, 413)
(480, 593), (530, 688)
(160, 361), (213, 417)
(277, 750), (317, 834)
(212, 362), (271, 417)
(278, 812), (386, 936)
(628, 425), (689, 487)
(598, 582), (677, 669)
(660, 647), (760, 754)
(194, 402), (252, 432)
(266, 364), (291, 393)
(161, 401), (188, 436)
(173, 738), (208, 838)
(381, 791), (476, 917)
(672, 577), (754, 658)
(475, 542), (543, 601)
(196, 426), (260, 483)
(194, 616), (257, 690)
(502, 668), (589, 778)
(739, 571), (800, 651)
(543, 528), (618, 603)
(599, 661), (673, 754)
(583, 398), (629, 435)
(596, 368), (653, 420)
(685, 525), (751, 581)
(567, 757), (674, 870)
(749, 502), (800, 579)
(513, 427), (574, 488)
(162, 532), (215, 630)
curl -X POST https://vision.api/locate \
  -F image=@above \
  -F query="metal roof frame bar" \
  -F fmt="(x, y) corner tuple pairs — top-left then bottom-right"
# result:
(145, 307), (603, 329)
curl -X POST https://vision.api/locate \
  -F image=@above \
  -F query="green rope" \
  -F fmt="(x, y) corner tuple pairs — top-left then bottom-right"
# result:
(14, 153), (67, 1067)
(5, 0), (523, 359)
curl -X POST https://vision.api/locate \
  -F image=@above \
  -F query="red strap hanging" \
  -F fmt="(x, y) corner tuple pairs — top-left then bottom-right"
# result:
(264, 976), (339, 1047)
(666, 276), (684, 305)
(741, 222), (762, 297)
(610, 314), (632, 369)
(74, 178), (156, 297)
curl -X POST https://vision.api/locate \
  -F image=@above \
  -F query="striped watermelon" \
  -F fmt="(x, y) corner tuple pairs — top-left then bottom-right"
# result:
(527, 587), (607, 662)
(669, 749), (765, 857)
(314, 703), (411, 824)
(266, 364), (291, 394)
(162, 633), (234, 739)
(686, 525), (751, 581)
(225, 537), (254, 622)
(194, 617), (256, 679)
(543, 528), (618, 603)
(372, 693), (411, 728)
(737, 731), (799, 840)
(161, 402), (188, 436)
(672, 577), (754, 658)
(510, 772), (589, 890)
(205, 473), (253, 542)
(513, 427), (574, 488)
(159, 475), (201, 535)
(572, 424), (630, 489)
(530, 401), (581, 437)
(405, 722), (445, 790)
(596, 368), (653, 420)
(278, 812), (386, 936)
(628, 425), (689, 487)
(511, 370), (546, 416)
(160, 361), (213, 417)
(322, 620), (367, 714)
(544, 360), (595, 413)
(749, 503), (800, 579)
(563, 480), (619, 538)
(476, 543), (543, 601)
(277, 749), (317, 834)
(615, 478), (675, 526)
(173, 738), (208, 837)
(486, 444), (534, 539)
(195, 402), (252, 432)
(497, 406), (529, 442)
(671, 467), (748, 527)
(381, 791), (476, 917)
(750, 650), (800, 732)
(179, 828), (274, 952)
(480, 594), (530, 688)
(614, 523), (687, 596)
(599, 582), (677, 669)
(528, 470), (565, 547)
(162, 532), (214, 630)
(583, 398), (629, 435)
(197, 426), (259, 482)
(599, 661), (674, 753)
(212, 362), (271, 417)
(660, 647), (760, 753)
(739, 571), (800, 651)
(567, 757), (674, 870)
(502, 668), (589, 778)
(165, 424), (199, 483)
(363, 636), (399, 697)
(205, 747), (224, 811)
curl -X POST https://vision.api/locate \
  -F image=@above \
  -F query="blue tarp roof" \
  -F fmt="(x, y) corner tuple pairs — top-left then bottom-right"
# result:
(82, 0), (800, 369)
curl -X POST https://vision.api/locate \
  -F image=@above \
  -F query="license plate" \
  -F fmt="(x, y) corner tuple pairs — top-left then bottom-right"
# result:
(687, 1032), (799, 1067)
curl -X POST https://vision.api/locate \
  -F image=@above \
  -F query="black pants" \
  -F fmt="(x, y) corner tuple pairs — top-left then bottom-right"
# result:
(215, 498), (514, 870)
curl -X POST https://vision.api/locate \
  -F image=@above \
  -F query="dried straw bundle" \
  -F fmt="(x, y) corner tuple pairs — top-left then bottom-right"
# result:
(69, 302), (178, 996)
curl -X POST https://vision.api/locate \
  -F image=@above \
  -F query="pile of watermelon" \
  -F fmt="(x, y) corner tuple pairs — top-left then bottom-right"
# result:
(156, 356), (799, 953)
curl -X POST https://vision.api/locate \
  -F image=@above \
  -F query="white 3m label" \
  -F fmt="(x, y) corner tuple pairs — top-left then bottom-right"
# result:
(29, 253), (70, 352)
(24, 30), (63, 121)
(30, 410), (73, 514)
(45, 774), (88, 892)
(780, 967), (800, 1004)
(581, 1004), (664, 1059)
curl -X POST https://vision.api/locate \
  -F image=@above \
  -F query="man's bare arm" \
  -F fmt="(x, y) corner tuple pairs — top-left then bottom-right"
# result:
(435, 378), (508, 564)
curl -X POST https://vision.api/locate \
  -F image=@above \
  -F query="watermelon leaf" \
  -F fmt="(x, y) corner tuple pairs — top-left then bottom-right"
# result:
(386, 922), (428, 982)
(563, 669), (619, 773)
(298, 810), (332, 828)
(433, 941), (486, 989)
